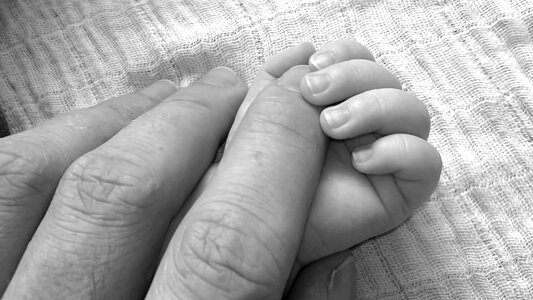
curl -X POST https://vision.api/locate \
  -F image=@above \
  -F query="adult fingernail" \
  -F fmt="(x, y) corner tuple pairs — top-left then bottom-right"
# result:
(323, 107), (349, 128)
(202, 66), (242, 86)
(305, 72), (330, 95)
(310, 51), (336, 70)
(139, 80), (178, 102)
(353, 145), (373, 163)
(328, 255), (355, 300)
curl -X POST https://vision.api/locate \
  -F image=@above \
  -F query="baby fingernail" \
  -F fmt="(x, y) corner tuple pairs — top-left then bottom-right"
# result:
(305, 72), (330, 95)
(323, 107), (349, 128)
(278, 65), (311, 92)
(310, 50), (336, 70)
(353, 145), (373, 163)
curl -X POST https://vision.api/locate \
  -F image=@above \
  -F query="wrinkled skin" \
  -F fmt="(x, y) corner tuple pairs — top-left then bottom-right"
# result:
(0, 40), (441, 299)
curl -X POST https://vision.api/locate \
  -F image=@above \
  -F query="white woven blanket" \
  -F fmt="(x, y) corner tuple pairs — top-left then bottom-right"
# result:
(1, 0), (533, 298)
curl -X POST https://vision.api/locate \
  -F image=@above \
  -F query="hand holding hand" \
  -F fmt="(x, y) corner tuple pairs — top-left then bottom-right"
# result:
(0, 39), (442, 299)
(0, 54), (328, 299)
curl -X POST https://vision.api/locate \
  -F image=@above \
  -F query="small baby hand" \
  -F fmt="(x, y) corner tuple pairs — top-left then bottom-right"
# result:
(297, 39), (442, 264)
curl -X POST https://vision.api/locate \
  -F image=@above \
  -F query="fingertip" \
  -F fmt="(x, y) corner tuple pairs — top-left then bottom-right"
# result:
(135, 79), (178, 104)
(319, 112), (333, 137)
(428, 143), (443, 183)
(263, 42), (316, 78)
(319, 108), (348, 140)
(351, 144), (374, 169)
(298, 41), (317, 53)
(277, 65), (312, 92)
(348, 135), (405, 175)
(200, 66), (245, 87)
(309, 50), (337, 71)
(351, 134), (442, 187)
(308, 39), (376, 71)
(299, 72), (331, 106)
(157, 79), (177, 88)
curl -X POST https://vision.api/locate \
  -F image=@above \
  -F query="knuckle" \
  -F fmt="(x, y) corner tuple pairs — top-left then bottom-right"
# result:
(175, 210), (281, 298)
(248, 86), (321, 148)
(0, 143), (49, 207)
(346, 60), (362, 82)
(387, 134), (410, 157)
(58, 150), (159, 225)
(366, 90), (387, 116)
(396, 134), (411, 154)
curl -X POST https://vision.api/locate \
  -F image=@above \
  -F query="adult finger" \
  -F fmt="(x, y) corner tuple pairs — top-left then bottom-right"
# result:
(321, 89), (430, 140)
(309, 39), (375, 71)
(0, 80), (176, 293)
(225, 42), (316, 145)
(3, 68), (247, 299)
(161, 42), (318, 265)
(300, 59), (401, 106)
(148, 66), (328, 299)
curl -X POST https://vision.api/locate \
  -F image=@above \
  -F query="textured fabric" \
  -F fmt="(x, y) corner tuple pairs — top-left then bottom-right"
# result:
(0, 108), (8, 138)
(1, 0), (533, 298)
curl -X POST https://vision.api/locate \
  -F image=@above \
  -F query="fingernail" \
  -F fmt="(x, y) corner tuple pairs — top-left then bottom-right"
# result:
(328, 255), (355, 300)
(140, 80), (178, 102)
(323, 107), (349, 128)
(352, 145), (373, 163)
(305, 72), (330, 95)
(202, 66), (242, 86)
(310, 51), (336, 70)
(278, 65), (311, 92)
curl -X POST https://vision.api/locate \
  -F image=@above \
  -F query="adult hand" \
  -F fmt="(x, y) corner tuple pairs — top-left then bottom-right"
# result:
(0, 54), (328, 298)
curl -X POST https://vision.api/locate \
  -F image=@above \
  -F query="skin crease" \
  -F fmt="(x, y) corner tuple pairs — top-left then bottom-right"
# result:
(176, 40), (441, 267)
(147, 66), (329, 299)
(157, 40), (441, 299)
(0, 39), (441, 299)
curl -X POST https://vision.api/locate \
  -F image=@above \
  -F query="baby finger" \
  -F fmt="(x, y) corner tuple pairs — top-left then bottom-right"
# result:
(309, 39), (375, 70)
(321, 89), (430, 140)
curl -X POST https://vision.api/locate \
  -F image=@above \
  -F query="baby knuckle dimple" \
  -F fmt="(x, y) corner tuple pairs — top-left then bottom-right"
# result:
(58, 150), (160, 225)
(175, 213), (281, 298)
(345, 60), (363, 82)
(366, 90), (387, 117)
(389, 134), (410, 157)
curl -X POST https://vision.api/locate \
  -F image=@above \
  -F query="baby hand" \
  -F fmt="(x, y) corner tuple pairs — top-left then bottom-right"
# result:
(297, 39), (442, 264)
